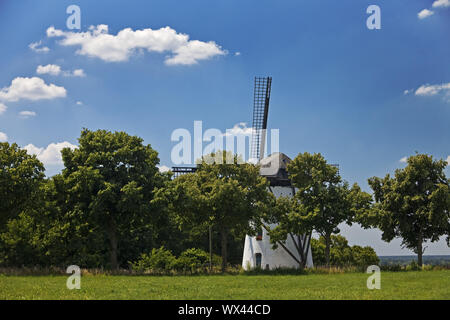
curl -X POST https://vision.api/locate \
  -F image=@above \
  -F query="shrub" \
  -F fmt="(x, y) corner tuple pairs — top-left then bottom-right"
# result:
(130, 246), (176, 273)
(406, 260), (420, 271)
(351, 245), (380, 269)
(311, 235), (380, 269)
(173, 248), (222, 273)
(380, 264), (404, 272)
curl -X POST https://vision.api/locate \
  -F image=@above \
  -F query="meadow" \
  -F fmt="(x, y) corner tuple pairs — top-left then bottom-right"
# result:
(0, 270), (449, 300)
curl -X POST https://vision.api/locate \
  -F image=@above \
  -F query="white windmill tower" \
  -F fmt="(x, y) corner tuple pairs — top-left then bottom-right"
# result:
(242, 77), (314, 270)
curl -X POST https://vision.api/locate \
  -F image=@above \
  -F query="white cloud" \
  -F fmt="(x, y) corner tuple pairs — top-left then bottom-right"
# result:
(403, 89), (410, 95)
(24, 141), (77, 166)
(76, 101), (83, 105)
(223, 122), (253, 137)
(399, 156), (408, 163)
(415, 82), (450, 97)
(19, 110), (37, 118)
(0, 103), (6, 115)
(432, 0), (450, 8)
(0, 132), (7, 142)
(418, 9), (434, 19)
(71, 69), (86, 77)
(157, 165), (170, 173)
(46, 25), (226, 65)
(235, 52), (241, 56)
(36, 64), (86, 77)
(0, 77), (66, 102)
(29, 41), (50, 53)
(37, 64), (62, 76)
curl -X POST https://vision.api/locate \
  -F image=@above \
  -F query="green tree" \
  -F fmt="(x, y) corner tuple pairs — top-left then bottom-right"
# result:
(0, 142), (44, 230)
(310, 234), (379, 268)
(155, 151), (272, 272)
(60, 129), (165, 269)
(268, 152), (372, 267)
(351, 245), (379, 269)
(367, 153), (450, 267)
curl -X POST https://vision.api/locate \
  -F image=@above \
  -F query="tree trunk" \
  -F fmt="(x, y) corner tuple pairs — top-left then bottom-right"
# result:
(220, 228), (228, 273)
(108, 218), (119, 270)
(209, 225), (213, 272)
(417, 234), (423, 268)
(325, 232), (331, 267)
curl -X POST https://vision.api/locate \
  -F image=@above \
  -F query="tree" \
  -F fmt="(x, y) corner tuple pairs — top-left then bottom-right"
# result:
(367, 153), (450, 267)
(310, 234), (379, 268)
(155, 151), (272, 272)
(310, 235), (380, 268)
(263, 196), (313, 269)
(0, 142), (44, 230)
(60, 129), (165, 269)
(268, 152), (372, 267)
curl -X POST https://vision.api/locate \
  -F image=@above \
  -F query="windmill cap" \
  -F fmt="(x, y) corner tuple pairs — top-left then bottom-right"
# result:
(259, 152), (292, 178)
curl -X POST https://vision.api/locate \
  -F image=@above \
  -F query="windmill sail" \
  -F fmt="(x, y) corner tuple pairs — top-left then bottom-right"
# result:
(251, 77), (272, 162)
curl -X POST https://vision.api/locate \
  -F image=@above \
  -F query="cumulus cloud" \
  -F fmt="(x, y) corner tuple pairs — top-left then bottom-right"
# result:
(418, 9), (434, 19)
(24, 141), (77, 166)
(29, 40), (50, 53)
(36, 64), (86, 77)
(399, 156), (408, 163)
(223, 122), (253, 137)
(0, 132), (7, 142)
(0, 103), (6, 115)
(0, 77), (66, 102)
(37, 64), (62, 76)
(415, 82), (450, 98)
(46, 25), (226, 65)
(432, 0), (450, 8)
(71, 69), (86, 77)
(19, 110), (37, 118)
(76, 101), (83, 105)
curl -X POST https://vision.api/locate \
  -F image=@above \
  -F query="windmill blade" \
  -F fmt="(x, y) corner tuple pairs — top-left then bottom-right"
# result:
(251, 76), (272, 162)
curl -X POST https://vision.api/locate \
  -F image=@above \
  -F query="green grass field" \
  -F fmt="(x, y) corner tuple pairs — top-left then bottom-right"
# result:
(0, 270), (449, 300)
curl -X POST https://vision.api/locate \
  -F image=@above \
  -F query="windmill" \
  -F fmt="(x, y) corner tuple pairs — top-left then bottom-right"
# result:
(242, 76), (314, 270)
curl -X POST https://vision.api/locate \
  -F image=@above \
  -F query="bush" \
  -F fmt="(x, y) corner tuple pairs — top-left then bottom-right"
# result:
(130, 246), (176, 273)
(351, 245), (380, 269)
(380, 264), (404, 272)
(406, 260), (420, 271)
(173, 248), (222, 273)
(173, 248), (208, 272)
(311, 235), (380, 269)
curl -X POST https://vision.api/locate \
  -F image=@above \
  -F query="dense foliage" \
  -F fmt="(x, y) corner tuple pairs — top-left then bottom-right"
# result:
(154, 151), (273, 271)
(266, 152), (372, 267)
(363, 153), (450, 266)
(311, 235), (379, 269)
(130, 247), (222, 273)
(0, 130), (447, 271)
(0, 142), (44, 229)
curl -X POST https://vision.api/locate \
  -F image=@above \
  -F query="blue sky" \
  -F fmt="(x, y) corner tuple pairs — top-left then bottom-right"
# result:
(0, 0), (449, 255)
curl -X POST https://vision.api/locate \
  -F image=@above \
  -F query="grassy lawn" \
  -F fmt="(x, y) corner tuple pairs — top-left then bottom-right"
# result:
(0, 270), (449, 300)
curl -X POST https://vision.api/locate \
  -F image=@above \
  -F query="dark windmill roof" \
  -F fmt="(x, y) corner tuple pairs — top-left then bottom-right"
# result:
(259, 152), (292, 186)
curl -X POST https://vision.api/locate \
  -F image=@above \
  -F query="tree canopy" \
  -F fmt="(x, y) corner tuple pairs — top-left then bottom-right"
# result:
(0, 142), (45, 229)
(267, 152), (372, 267)
(58, 129), (166, 269)
(366, 153), (450, 266)
(155, 151), (273, 271)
